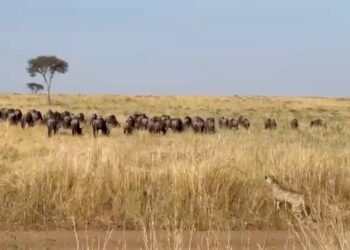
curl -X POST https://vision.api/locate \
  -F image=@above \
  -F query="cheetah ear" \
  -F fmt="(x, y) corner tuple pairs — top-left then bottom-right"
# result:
(264, 175), (268, 179)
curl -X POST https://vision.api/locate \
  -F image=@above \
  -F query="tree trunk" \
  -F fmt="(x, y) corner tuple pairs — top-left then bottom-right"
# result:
(47, 86), (51, 105)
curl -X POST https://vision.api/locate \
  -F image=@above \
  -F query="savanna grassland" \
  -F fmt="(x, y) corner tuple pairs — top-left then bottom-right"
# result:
(0, 94), (350, 249)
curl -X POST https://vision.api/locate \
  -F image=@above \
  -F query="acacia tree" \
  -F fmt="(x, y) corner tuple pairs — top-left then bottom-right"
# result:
(26, 82), (44, 94)
(27, 56), (68, 104)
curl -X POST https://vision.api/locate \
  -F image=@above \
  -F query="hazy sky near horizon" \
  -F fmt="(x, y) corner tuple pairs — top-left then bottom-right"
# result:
(1, 0), (349, 96)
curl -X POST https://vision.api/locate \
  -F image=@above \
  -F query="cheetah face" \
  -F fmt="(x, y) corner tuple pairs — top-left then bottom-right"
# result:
(265, 175), (273, 184)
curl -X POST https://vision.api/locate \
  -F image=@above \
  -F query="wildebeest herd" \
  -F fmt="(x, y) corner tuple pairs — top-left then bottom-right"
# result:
(0, 108), (328, 137)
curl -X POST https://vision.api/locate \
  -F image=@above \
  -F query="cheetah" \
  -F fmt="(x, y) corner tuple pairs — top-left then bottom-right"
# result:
(264, 175), (310, 219)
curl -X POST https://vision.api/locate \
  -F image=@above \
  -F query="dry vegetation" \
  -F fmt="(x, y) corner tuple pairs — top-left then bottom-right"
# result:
(0, 94), (350, 249)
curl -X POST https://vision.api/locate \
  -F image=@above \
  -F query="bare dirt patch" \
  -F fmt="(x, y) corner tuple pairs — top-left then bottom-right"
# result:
(0, 230), (304, 250)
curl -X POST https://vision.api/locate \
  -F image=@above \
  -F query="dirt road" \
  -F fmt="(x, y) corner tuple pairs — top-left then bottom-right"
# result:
(0, 230), (308, 249)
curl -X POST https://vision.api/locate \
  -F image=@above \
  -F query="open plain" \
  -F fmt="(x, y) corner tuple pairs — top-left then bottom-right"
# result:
(0, 94), (349, 249)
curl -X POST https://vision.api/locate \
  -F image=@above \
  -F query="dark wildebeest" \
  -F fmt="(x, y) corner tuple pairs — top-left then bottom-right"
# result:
(7, 109), (23, 125)
(132, 113), (146, 121)
(238, 116), (251, 129)
(147, 116), (167, 134)
(160, 115), (171, 121)
(61, 110), (70, 117)
(44, 110), (54, 122)
(2, 108), (15, 120)
(170, 118), (184, 132)
(192, 116), (205, 133)
(7, 113), (18, 125)
(29, 110), (43, 125)
(8, 109), (22, 125)
(229, 118), (239, 130)
(21, 112), (34, 129)
(219, 117), (230, 129)
(14, 109), (22, 120)
(124, 116), (135, 134)
(71, 119), (83, 135)
(204, 117), (216, 133)
(139, 116), (149, 130)
(62, 115), (72, 129)
(76, 113), (85, 123)
(105, 115), (120, 127)
(238, 115), (245, 125)
(89, 113), (98, 125)
(133, 113), (148, 130)
(183, 116), (192, 130)
(290, 118), (299, 129)
(145, 116), (154, 133)
(47, 118), (59, 137)
(164, 117), (172, 131)
(53, 111), (62, 121)
(265, 118), (277, 130)
(154, 120), (167, 134)
(92, 117), (110, 137)
(310, 118), (327, 129)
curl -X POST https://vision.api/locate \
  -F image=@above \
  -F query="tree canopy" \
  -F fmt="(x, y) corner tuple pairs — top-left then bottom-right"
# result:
(26, 82), (44, 94)
(27, 56), (68, 104)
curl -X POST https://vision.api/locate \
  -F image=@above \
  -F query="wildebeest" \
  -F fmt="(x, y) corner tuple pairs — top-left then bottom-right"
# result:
(310, 118), (327, 128)
(89, 113), (98, 125)
(21, 112), (34, 129)
(71, 119), (83, 135)
(61, 110), (70, 117)
(44, 110), (54, 122)
(1, 108), (14, 121)
(105, 115), (120, 127)
(170, 118), (184, 132)
(238, 116), (251, 129)
(47, 118), (59, 137)
(192, 116), (205, 133)
(124, 116), (135, 134)
(160, 115), (171, 121)
(62, 116), (72, 129)
(29, 109), (43, 125)
(132, 113), (148, 130)
(219, 117), (230, 129)
(290, 118), (299, 129)
(183, 116), (192, 130)
(76, 113), (85, 123)
(8, 113), (18, 125)
(139, 116), (149, 130)
(229, 118), (239, 130)
(204, 117), (216, 133)
(7, 109), (22, 125)
(53, 111), (62, 121)
(13, 109), (22, 119)
(92, 117), (110, 137)
(147, 116), (167, 134)
(238, 115), (245, 125)
(265, 118), (277, 130)
(164, 117), (172, 131)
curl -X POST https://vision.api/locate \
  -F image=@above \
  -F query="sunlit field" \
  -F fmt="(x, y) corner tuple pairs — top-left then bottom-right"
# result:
(0, 94), (350, 249)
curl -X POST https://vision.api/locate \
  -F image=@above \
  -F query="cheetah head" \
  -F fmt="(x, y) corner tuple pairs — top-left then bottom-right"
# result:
(264, 175), (275, 185)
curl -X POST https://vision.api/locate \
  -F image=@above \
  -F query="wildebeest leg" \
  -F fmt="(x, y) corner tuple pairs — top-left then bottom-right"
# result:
(48, 128), (51, 137)
(93, 128), (97, 137)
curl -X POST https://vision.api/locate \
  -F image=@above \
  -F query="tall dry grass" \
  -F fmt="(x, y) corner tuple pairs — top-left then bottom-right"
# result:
(0, 94), (350, 248)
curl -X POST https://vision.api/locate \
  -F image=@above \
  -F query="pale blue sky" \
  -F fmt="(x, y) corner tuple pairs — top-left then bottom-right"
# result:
(0, 0), (349, 96)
